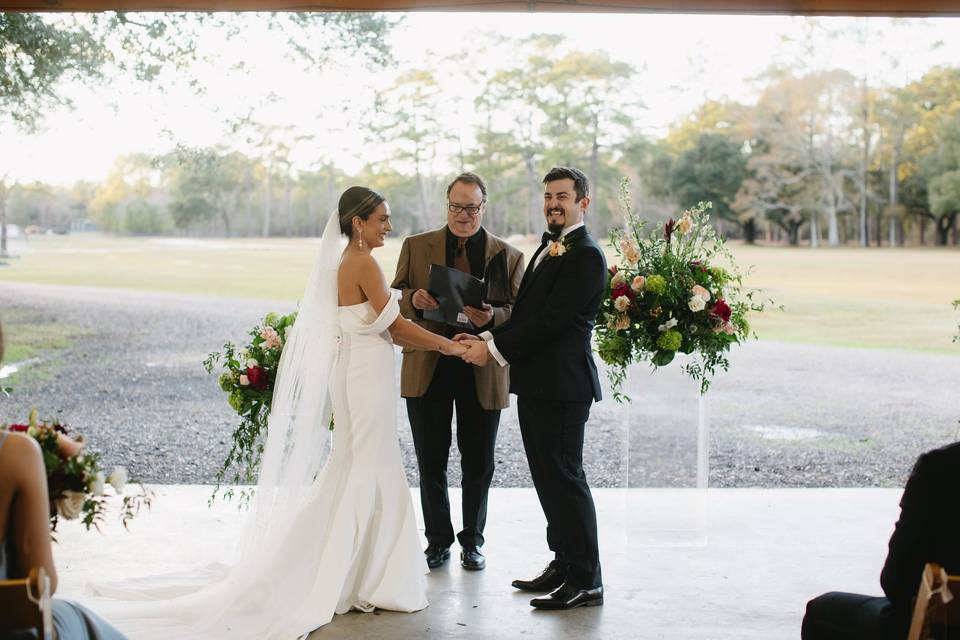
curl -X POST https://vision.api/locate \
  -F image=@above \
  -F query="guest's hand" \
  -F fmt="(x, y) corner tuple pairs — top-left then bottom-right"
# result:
(463, 303), (493, 328)
(452, 333), (481, 342)
(412, 289), (440, 311)
(461, 340), (491, 366)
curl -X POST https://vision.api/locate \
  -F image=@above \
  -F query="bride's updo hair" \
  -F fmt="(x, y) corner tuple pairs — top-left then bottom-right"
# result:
(338, 186), (385, 238)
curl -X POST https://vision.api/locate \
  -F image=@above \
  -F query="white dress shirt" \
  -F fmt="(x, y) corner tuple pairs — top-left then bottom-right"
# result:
(480, 222), (585, 367)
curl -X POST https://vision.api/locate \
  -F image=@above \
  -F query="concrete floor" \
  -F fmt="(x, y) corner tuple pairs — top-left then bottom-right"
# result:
(54, 486), (902, 639)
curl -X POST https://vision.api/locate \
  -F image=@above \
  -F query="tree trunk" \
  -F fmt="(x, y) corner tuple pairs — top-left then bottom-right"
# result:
(935, 214), (955, 246)
(284, 178), (293, 237)
(788, 223), (800, 247)
(0, 182), (7, 259)
(262, 169), (273, 238)
(810, 210), (819, 249)
(524, 155), (540, 235)
(743, 218), (757, 245)
(859, 77), (870, 248)
(888, 154), (898, 247)
(589, 113), (601, 236)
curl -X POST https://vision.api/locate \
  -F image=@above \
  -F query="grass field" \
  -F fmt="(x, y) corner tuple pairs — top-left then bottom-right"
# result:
(1, 233), (958, 353)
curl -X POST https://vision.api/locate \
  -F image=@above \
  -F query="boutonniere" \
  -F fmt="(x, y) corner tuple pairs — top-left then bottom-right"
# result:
(547, 235), (574, 258)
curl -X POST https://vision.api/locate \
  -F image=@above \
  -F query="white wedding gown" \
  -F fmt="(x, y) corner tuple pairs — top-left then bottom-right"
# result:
(91, 290), (427, 639)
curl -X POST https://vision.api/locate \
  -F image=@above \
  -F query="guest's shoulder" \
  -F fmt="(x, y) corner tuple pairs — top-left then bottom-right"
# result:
(916, 441), (960, 473)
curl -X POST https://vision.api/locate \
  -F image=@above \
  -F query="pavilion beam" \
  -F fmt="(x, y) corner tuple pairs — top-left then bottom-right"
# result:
(3, 0), (960, 15)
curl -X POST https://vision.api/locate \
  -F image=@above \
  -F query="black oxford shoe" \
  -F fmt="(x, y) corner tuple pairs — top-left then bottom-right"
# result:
(530, 583), (604, 610)
(511, 564), (565, 592)
(425, 544), (450, 569)
(461, 547), (486, 571)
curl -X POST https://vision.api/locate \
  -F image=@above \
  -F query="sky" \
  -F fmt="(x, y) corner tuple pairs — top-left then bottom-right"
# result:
(4, 13), (959, 185)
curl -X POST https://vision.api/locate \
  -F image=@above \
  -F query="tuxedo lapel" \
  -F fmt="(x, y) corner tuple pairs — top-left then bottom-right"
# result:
(516, 242), (549, 302)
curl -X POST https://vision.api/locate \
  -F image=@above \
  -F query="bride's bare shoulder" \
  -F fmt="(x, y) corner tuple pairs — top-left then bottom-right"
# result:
(339, 252), (379, 273)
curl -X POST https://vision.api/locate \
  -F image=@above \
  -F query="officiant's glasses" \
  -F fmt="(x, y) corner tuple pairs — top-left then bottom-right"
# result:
(447, 202), (484, 217)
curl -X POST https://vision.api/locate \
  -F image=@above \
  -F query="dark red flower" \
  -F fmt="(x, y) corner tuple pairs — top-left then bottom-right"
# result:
(689, 260), (707, 272)
(8, 424), (29, 432)
(711, 299), (732, 323)
(611, 284), (635, 301)
(246, 366), (269, 392)
(664, 218), (676, 242)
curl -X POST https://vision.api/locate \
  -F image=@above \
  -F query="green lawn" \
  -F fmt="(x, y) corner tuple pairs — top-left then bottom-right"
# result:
(1, 234), (958, 353)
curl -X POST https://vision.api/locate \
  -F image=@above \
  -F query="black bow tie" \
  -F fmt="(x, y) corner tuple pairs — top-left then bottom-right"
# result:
(541, 231), (560, 244)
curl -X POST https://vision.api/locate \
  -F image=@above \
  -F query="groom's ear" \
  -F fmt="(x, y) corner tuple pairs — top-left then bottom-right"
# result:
(579, 196), (591, 212)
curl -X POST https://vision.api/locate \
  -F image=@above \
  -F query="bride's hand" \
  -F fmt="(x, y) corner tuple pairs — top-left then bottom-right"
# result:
(439, 340), (468, 356)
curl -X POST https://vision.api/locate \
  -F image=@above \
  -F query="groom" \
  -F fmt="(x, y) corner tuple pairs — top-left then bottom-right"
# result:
(457, 166), (606, 610)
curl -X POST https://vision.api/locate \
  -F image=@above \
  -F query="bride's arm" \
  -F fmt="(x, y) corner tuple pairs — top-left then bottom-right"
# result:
(356, 256), (465, 355)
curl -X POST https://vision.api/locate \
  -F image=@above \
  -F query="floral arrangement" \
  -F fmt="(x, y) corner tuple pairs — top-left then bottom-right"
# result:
(594, 178), (773, 401)
(203, 311), (297, 504)
(2, 410), (151, 532)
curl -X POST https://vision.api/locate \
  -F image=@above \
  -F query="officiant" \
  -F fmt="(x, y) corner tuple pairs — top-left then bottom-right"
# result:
(392, 172), (524, 572)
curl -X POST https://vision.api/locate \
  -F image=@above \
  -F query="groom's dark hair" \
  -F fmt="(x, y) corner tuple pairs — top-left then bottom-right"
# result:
(543, 167), (589, 202)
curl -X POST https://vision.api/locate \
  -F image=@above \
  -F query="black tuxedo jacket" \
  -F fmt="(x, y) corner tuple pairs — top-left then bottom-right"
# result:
(489, 226), (606, 403)
(880, 441), (960, 611)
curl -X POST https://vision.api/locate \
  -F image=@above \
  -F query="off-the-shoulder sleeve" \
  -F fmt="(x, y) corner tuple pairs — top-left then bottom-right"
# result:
(354, 289), (401, 335)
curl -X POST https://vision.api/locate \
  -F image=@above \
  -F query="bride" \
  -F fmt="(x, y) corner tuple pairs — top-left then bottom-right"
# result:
(92, 187), (468, 638)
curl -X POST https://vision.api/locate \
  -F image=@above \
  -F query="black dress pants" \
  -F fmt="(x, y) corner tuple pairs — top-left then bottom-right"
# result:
(801, 592), (910, 640)
(517, 394), (602, 589)
(405, 356), (500, 549)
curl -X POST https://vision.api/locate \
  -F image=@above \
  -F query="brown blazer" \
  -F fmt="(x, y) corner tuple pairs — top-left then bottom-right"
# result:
(391, 227), (525, 411)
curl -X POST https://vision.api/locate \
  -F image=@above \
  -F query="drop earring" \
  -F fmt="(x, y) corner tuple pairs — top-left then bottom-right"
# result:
(357, 229), (363, 250)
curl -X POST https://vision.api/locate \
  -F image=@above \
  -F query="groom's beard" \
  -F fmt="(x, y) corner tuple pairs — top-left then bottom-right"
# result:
(546, 209), (565, 235)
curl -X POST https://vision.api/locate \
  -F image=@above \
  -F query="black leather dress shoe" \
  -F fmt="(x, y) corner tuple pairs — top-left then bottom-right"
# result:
(461, 547), (486, 571)
(530, 583), (603, 610)
(511, 564), (565, 592)
(425, 544), (450, 569)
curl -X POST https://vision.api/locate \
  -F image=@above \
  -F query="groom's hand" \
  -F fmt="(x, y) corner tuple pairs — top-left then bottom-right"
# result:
(412, 289), (440, 311)
(461, 340), (491, 366)
(463, 303), (493, 328)
(452, 333), (481, 342)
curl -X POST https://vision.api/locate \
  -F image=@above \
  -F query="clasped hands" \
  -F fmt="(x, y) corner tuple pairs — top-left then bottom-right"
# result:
(413, 289), (493, 366)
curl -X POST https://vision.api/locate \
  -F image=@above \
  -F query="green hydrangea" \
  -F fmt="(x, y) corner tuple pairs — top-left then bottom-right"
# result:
(656, 329), (682, 352)
(598, 334), (632, 366)
(263, 312), (280, 327)
(218, 372), (234, 392)
(228, 389), (245, 413)
(646, 274), (667, 295)
(709, 267), (729, 285)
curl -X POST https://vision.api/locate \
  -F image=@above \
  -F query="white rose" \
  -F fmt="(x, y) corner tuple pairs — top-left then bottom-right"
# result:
(90, 471), (106, 497)
(611, 271), (626, 287)
(57, 491), (86, 520)
(658, 317), (679, 332)
(108, 466), (129, 493)
(246, 359), (259, 369)
(688, 295), (707, 312)
(614, 296), (631, 312)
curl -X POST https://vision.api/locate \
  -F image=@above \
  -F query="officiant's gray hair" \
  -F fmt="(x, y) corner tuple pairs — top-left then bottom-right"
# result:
(446, 172), (487, 201)
(338, 186), (385, 237)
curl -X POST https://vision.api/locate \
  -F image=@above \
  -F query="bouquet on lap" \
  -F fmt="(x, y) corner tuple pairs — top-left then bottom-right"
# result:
(594, 178), (772, 401)
(2, 409), (151, 532)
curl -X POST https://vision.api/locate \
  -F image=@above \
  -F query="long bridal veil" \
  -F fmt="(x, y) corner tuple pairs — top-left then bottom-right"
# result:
(91, 211), (345, 639)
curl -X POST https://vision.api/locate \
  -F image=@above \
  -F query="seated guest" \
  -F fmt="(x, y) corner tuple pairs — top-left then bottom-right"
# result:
(0, 321), (127, 639)
(802, 442), (960, 640)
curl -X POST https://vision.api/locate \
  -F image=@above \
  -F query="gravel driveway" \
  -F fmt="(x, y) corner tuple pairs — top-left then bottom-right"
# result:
(2, 281), (958, 489)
